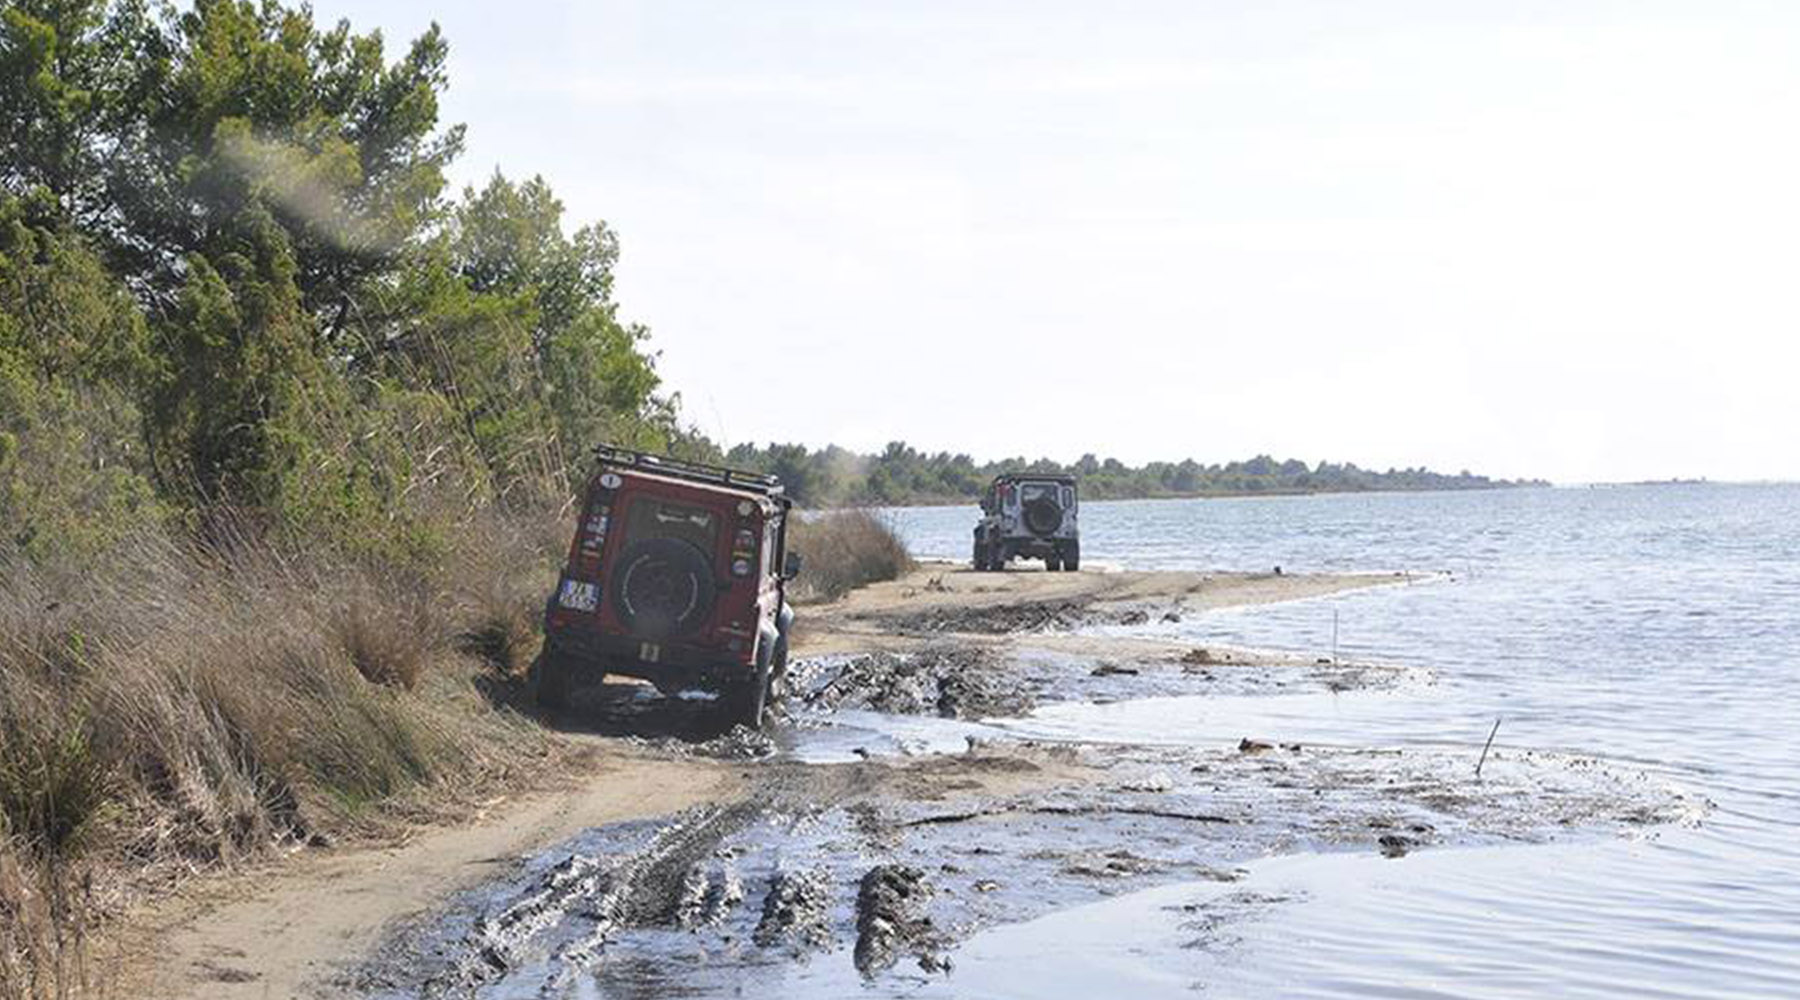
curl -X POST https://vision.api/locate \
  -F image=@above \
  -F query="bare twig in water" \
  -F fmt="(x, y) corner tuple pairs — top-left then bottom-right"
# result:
(1475, 717), (1503, 778)
(900, 804), (1231, 828)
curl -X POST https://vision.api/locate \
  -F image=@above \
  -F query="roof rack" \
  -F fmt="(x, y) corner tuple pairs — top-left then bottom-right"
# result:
(992, 471), (1077, 484)
(594, 445), (788, 499)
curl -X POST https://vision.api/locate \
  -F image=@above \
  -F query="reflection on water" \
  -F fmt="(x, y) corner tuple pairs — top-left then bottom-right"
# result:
(884, 484), (1800, 998)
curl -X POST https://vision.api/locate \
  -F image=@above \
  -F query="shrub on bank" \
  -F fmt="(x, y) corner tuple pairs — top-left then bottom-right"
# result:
(787, 509), (914, 603)
(0, 515), (563, 999)
(0, 501), (911, 996)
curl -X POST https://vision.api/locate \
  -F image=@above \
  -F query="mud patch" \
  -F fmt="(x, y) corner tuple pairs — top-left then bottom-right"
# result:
(674, 853), (745, 929)
(752, 866), (835, 952)
(988, 645), (1423, 710)
(351, 802), (765, 997)
(855, 599), (1118, 636)
(1171, 888), (1296, 951)
(789, 645), (1032, 718)
(853, 864), (946, 976)
(781, 640), (1405, 731)
(633, 724), (779, 760)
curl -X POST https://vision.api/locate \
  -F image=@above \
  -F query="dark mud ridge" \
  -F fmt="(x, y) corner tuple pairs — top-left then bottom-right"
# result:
(346, 737), (1698, 999)
(853, 864), (947, 975)
(787, 645), (1032, 719)
(751, 867), (833, 952)
(786, 642), (1420, 723)
(625, 723), (778, 760)
(854, 597), (1179, 636)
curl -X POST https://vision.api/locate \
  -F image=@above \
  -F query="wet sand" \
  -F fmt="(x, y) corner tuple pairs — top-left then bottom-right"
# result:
(117, 563), (1689, 998)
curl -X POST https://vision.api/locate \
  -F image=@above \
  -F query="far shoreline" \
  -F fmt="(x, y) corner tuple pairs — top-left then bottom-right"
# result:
(839, 481), (1558, 511)
(805, 479), (1797, 513)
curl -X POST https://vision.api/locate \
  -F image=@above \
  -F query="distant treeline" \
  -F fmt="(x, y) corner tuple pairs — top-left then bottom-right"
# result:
(721, 442), (1546, 507)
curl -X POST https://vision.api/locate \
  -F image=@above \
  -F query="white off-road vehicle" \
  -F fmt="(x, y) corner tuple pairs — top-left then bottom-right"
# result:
(972, 473), (1080, 571)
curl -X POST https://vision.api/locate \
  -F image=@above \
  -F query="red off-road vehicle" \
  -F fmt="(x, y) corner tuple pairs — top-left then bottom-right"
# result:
(536, 447), (800, 728)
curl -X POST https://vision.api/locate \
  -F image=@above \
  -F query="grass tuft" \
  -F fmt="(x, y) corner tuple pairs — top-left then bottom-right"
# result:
(333, 598), (433, 690)
(0, 705), (113, 860)
(787, 509), (914, 603)
(0, 511), (566, 996)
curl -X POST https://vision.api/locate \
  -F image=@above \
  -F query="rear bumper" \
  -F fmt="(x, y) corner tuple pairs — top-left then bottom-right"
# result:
(545, 626), (757, 691)
(998, 536), (1075, 557)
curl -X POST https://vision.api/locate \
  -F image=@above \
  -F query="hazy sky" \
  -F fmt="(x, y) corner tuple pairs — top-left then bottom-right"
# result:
(314, 1), (1799, 483)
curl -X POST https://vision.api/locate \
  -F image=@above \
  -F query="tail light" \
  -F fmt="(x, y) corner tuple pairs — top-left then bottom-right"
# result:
(572, 480), (616, 576)
(730, 527), (757, 577)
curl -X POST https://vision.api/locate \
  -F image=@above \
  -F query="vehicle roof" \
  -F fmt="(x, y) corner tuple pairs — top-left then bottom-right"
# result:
(991, 472), (1077, 485)
(611, 468), (784, 503)
(595, 446), (792, 507)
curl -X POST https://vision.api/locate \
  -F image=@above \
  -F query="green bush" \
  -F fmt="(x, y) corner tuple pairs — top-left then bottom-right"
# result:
(787, 509), (914, 603)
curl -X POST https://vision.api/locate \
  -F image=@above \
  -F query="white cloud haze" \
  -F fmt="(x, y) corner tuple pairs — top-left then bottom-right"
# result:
(320, 0), (1800, 482)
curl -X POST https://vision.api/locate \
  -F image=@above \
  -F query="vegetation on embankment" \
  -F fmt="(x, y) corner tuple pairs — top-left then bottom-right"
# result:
(787, 510), (914, 604)
(0, 1), (700, 994)
(0, 511), (569, 998)
(723, 442), (1547, 507)
(0, 1), (914, 987)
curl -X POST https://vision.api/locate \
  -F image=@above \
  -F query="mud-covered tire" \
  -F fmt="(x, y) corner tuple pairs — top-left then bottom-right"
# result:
(1063, 542), (1081, 572)
(1045, 556), (1062, 572)
(772, 631), (790, 682)
(722, 665), (770, 729)
(987, 544), (1006, 571)
(769, 631), (790, 708)
(972, 537), (987, 571)
(531, 646), (576, 710)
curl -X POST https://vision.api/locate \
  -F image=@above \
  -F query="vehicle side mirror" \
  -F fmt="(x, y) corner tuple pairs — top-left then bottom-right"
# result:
(782, 552), (803, 581)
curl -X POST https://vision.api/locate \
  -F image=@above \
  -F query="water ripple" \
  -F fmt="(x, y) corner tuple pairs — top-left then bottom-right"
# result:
(884, 484), (1800, 997)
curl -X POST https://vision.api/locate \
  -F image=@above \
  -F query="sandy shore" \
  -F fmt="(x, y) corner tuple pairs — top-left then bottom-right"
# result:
(795, 560), (1414, 655)
(111, 562), (1677, 999)
(115, 564), (1396, 997)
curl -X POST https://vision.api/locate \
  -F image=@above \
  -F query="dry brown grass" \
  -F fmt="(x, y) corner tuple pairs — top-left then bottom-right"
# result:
(0, 513), (565, 999)
(787, 509), (914, 603)
(0, 500), (910, 996)
(448, 509), (563, 678)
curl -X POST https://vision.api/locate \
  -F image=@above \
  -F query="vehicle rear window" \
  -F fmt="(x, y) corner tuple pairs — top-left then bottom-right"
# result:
(623, 498), (719, 553)
(1021, 483), (1059, 504)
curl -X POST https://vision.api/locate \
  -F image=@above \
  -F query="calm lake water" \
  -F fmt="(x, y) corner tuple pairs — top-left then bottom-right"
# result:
(881, 484), (1800, 999)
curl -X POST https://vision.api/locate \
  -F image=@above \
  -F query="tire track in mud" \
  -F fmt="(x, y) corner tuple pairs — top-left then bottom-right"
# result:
(422, 802), (754, 995)
(416, 762), (877, 997)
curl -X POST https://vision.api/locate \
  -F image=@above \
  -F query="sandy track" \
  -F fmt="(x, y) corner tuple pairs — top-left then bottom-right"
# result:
(111, 753), (739, 1000)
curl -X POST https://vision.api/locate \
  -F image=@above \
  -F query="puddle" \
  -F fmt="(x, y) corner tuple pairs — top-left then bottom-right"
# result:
(976, 831), (1783, 1000)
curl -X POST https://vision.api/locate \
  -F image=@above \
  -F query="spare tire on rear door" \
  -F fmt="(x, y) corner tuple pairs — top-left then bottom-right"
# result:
(1023, 496), (1063, 536)
(611, 537), (715, 639)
